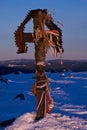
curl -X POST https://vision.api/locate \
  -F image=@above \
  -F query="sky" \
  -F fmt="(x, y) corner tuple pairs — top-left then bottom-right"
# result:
(0, 0), (87, 61)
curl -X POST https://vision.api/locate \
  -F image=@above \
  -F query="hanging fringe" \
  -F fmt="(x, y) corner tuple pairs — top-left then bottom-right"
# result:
(46, 30), (64, 58)
(47, 90), (54, 113)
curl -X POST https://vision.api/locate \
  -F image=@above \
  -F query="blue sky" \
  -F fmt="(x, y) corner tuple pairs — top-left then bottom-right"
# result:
(0, 0), (87, 61)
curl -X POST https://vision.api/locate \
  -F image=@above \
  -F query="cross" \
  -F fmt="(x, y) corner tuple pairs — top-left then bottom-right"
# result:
(14, 9), (64, 120)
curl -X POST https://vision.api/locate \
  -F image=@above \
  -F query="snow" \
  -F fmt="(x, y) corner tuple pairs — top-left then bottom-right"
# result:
(0, 71), (87, 130)
(5, 113), (87, 130)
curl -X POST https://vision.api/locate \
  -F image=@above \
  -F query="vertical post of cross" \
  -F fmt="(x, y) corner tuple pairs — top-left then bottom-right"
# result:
(33, 10), (48, 120)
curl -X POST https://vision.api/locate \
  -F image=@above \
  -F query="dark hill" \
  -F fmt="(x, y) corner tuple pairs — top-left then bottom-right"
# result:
(0, 59), (87, 75)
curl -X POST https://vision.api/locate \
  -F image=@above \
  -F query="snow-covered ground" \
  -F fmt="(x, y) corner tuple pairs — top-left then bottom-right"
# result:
(0, 71), (87, 130)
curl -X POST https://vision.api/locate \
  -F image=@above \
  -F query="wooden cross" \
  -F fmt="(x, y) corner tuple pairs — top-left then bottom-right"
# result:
(14, 9), (63, 120)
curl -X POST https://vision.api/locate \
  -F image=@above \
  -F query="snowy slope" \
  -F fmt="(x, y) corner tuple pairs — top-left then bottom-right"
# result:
(5, 113), (87, 130)
(0, 71), (87, 130)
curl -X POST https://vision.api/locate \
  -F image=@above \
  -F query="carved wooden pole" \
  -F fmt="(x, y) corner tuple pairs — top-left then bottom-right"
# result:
(33, 10), (48, 119)
(14, 9), (63, 120)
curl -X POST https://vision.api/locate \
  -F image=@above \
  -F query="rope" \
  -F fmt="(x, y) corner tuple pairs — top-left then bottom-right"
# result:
(36, 91), (45, 111)
(37, 82), (47, 89)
